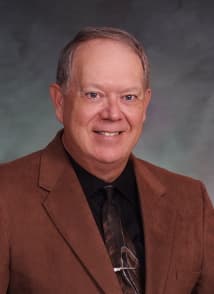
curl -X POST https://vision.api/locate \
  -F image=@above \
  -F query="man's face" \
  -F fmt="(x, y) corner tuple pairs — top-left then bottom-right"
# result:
(51, 39), (151, 171)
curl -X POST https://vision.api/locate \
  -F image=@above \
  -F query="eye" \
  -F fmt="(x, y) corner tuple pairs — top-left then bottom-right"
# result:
(85, 92), (99, 99)
(123, 94), (137, 101)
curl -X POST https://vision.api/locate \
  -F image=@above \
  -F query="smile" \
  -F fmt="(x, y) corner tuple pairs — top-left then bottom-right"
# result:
(94, 131), (122, 136)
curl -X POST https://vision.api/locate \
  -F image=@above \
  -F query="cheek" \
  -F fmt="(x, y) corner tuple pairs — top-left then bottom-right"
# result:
(63, 102), (97, 130)
(127, 108), (145, 130)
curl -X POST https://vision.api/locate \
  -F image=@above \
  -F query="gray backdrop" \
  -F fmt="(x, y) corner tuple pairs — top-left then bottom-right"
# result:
(1, 0), (213, 202)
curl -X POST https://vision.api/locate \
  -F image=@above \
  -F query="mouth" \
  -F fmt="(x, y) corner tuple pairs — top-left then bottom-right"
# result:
(94, 131), (123, 136)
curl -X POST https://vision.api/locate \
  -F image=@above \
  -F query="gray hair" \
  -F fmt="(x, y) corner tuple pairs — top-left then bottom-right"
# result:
(56, 26), (150, 91)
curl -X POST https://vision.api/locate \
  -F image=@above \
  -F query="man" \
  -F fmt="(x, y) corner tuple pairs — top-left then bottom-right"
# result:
(0, 27), (213, 294)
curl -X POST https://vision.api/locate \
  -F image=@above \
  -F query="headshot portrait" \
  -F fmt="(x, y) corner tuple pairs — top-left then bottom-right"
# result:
(0, 1), (214, 294)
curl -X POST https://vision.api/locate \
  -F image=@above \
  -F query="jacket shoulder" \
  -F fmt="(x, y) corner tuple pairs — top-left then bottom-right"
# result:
(0, 150), (42, 182)
(136, 157), (201, 186)
(134, 157), (209, 216)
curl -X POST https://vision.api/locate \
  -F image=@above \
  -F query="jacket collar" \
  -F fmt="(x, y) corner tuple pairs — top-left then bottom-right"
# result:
(39, 131), (122, 293)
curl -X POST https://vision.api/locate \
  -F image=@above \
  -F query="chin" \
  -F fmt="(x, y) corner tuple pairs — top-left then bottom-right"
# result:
(93, 151), (128, 165)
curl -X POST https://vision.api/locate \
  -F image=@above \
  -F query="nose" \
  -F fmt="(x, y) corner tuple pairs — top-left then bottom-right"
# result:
(100, 95), (122, 121)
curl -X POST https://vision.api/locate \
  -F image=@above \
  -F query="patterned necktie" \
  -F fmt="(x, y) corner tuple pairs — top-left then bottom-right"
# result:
(102, 185), (142, 294)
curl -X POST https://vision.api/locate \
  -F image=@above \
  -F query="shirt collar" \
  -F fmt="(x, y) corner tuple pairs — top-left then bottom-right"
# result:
(66, 152), (137, 205)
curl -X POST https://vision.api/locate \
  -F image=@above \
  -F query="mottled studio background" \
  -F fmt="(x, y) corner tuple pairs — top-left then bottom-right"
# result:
(1, 0), (213, 202)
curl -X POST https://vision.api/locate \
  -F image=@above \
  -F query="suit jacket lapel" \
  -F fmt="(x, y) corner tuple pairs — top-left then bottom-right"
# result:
(133, 157), (177, 294)
(39, 133), (122, 294)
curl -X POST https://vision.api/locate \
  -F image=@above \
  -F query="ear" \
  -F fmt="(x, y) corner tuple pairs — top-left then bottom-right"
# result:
(142, 88), (152, 122)
(49, 83), (64, 124)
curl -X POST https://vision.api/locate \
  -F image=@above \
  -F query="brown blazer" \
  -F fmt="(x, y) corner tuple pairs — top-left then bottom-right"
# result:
(0, 132), (213, 294)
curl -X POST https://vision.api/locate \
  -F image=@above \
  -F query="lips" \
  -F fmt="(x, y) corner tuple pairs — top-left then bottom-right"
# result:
(94, 131), (122, 136)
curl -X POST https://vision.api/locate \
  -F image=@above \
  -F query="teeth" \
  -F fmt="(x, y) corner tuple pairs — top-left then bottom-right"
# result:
(97, 131), (120, 136)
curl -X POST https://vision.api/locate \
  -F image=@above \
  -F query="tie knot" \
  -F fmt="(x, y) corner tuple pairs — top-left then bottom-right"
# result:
(103, 184), (114, 202)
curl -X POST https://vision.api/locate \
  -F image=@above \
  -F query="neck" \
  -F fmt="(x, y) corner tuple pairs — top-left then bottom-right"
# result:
(62, 142), (128, 183)
(81, 159), (128, 183)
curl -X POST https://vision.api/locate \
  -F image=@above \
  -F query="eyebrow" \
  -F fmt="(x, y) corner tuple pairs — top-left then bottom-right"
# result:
(80, 84), (143, 93)
(120, 87), (142, 93)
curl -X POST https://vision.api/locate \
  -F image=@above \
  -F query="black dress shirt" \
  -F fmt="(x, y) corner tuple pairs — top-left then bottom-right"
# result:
(68, 154), (145, 281)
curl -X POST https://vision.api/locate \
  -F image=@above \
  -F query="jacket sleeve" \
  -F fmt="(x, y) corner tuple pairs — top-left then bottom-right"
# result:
(195, 183), (214, 293)
(0, 198), (10, 293)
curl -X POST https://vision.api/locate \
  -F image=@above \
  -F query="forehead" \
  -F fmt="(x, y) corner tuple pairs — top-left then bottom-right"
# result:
(70, 39), (144, 87)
